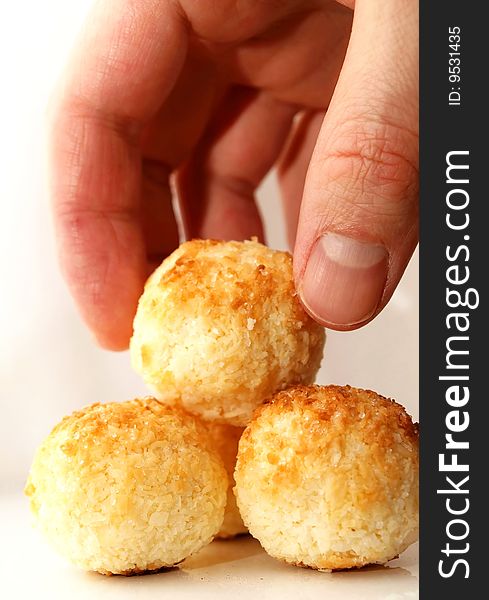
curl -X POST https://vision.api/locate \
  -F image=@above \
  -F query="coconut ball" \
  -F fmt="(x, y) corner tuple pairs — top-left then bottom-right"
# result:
(234, 385), (419, 570)
(205, 423), (247, 539)
(130, 239), (325, 426)
(25, 398), (227, 575)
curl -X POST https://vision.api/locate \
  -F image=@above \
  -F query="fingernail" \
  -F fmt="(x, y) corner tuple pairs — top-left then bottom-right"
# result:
(300, 233), (388, 327)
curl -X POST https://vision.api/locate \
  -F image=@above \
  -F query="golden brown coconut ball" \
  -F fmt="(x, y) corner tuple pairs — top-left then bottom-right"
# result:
(25, 399), (227, 575)
(130, 239), (325, 426)
(205, 423), (248, 539)
(234, 385), (419, 571)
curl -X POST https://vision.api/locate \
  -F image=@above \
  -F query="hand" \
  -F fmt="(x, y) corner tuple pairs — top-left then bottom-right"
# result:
(50, 0), (418, 350)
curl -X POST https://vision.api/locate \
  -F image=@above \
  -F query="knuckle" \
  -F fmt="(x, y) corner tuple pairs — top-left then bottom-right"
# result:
(317, 117), (419, 216)
(51, 94), (141, 150)
(55, 209), (110, 305)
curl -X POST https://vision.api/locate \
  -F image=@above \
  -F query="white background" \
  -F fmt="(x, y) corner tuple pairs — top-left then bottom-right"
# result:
(0, 0), (418, 493)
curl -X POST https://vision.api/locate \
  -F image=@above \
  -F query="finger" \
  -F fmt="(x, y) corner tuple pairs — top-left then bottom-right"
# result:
(278, 110), (325, 248)
(50, 0), (187, 349)
(295, 0), (418, 330)
(224, 2), (352, 109)
(140, 159), (179, 273)
(177, 87), (296, 241)
(139, 50), (224, 269)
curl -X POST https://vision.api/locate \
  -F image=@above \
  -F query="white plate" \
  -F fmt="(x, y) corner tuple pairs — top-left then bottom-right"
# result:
(1, 492), (418, 600)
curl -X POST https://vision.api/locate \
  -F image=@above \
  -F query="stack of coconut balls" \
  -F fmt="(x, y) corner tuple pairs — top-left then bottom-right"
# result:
(26, 239), (419, 576)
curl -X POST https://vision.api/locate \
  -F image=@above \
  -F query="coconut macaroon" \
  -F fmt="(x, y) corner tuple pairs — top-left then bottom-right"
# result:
(25, 399), (228, 575)
(234, 385), (419, 570)
(205, 423), (248, 539)
(130, 239), (325, 426)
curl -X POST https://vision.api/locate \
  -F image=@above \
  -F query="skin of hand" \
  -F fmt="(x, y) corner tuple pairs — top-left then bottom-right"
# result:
(49, 0), (418, 350)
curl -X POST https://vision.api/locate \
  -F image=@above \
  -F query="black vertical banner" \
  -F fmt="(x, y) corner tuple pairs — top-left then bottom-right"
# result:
(420, 1), (486, 597)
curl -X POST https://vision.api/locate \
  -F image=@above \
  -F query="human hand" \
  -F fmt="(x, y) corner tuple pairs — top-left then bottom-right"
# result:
(50, 0), (418, 350)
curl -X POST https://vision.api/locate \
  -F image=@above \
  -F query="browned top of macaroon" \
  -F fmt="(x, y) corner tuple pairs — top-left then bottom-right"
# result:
(51, 397), (175, 434)
(149, 239), (300, 315)
(251, 384), (419, 445)
(44, 398), (210, 461)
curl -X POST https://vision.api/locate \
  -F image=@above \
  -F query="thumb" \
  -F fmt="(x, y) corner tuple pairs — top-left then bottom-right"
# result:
(294, 0), (418, 329)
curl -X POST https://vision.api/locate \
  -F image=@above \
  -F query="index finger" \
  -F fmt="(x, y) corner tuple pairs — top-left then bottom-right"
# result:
(50, 0), (187, 349)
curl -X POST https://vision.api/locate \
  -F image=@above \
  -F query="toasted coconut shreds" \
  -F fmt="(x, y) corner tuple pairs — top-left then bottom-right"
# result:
(235, 384), (419, 570)
(205, 422), (248, 538)
(130, 239), (325, 426)
(25, 398), (228, 574)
